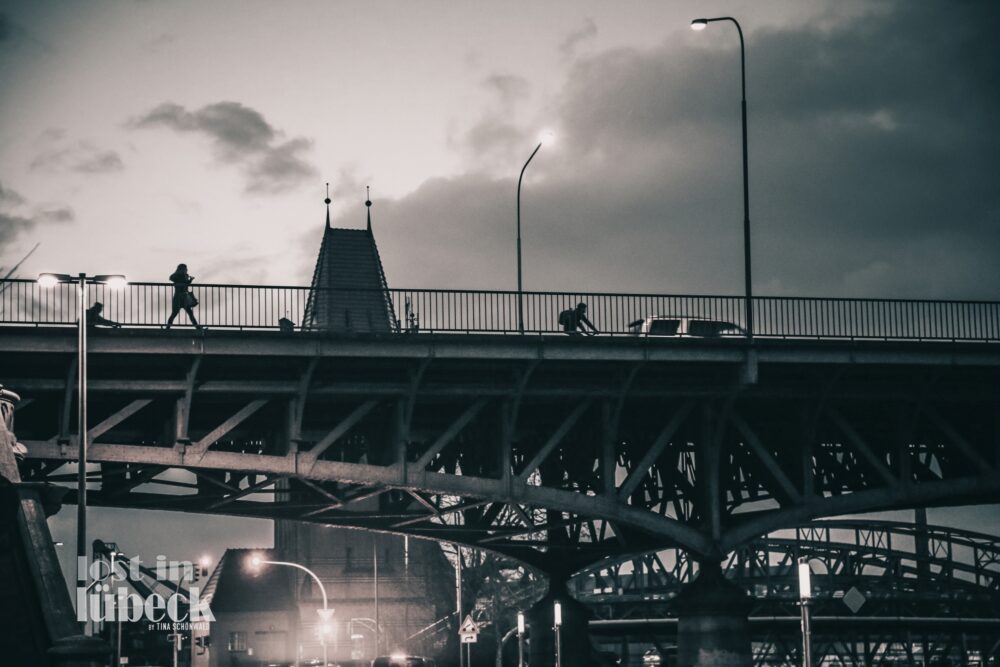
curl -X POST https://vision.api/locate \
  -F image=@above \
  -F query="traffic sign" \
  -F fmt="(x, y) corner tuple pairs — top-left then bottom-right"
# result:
(460, 615), (479, 634)
(459, 614), (479, 643)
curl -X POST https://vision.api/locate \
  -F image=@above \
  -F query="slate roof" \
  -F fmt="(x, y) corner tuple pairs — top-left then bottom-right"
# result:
(204, 548), (296, 613)
(303, 206), (396, 333)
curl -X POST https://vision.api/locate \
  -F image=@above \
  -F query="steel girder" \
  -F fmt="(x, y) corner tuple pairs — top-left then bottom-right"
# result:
(4, 328), (1000, 574)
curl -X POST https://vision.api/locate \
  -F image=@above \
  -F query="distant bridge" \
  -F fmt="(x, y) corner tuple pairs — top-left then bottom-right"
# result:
(575, 519), (1000, 665)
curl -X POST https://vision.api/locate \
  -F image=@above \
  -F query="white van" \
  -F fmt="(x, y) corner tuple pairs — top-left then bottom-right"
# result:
(628, 316), (744, 338)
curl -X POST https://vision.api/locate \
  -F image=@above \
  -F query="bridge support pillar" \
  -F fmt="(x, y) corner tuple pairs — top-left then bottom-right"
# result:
(526, 576), (593, 667)
(675, 561), (752, 667)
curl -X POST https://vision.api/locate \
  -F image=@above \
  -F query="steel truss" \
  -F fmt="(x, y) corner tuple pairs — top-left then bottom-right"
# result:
(579, 519), (1000, 665)
(3, 330), (1000, 578)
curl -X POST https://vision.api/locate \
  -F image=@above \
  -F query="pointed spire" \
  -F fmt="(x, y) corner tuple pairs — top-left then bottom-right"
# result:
(365, 185), (373, 232)
(324, 182), (331, 228)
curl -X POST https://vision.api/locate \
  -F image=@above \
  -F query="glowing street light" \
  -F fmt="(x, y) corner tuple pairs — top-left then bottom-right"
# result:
(516, 611), (526, 667)
(249, 555), (332, 666)
(553, 601), (563, 667)
(689, 16), (755, 340)
(38, 271), (126, 624)
(797, 557), (813, 667)
(516, 130), (556, 334)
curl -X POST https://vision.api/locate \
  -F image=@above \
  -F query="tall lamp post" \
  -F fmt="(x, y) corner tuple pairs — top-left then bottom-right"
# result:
(797, 557), (813, 667)
(38, 272), (127, 623)
(250, 555), (333, 667)
(516, 130), (554, 335)
(553, 601), (563, 667)
(516, 612), (525, 667)
(690, 17), (754, 340)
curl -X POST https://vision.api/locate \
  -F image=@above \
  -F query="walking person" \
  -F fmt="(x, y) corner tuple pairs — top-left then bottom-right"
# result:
(165, 263), (202, 329)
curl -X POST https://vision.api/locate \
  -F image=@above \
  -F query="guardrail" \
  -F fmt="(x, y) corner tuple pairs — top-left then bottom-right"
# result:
(0, 279), (998, 341)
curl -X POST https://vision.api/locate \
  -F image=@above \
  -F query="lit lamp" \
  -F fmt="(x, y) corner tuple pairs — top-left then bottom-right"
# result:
(689, 16), (754, 340)
(38, 271), (127, 625)
(249, 555), (332, 666)
(797, 558), (813, 667)
(516, 129), (555, 334)
(517, 611), (526, 667)
(553, 601), (563, 667)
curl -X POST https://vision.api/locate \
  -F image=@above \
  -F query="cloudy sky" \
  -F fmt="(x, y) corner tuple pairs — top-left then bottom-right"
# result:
(2, 0), (997, 297)
(2, 0), (998, 574)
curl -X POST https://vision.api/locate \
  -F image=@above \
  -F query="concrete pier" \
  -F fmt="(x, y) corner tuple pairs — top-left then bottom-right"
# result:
(675, 561), (752, 667)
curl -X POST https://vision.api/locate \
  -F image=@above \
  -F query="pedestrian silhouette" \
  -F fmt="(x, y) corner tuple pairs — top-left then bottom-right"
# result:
(559, 302), (599, 335)
(165, 263), (202, 330)
(86, 302), (121, 328)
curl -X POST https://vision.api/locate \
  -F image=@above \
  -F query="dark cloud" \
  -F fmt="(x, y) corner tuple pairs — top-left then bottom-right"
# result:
(0, 181), (25, 207)
(36, 207), (74, 224)
(558, 17), (597, 57)
(0, 182), (73, 249)
(483, 74), (531, 109)
(330, 1), (1000, 301)
(29, 135), (125, 174)
(131, 101), (317, 194)
(450, 74), (533, 169)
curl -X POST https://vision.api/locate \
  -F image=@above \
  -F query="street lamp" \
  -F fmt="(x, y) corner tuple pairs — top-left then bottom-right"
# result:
(516, 130), (555, 334)
(553, 601), (563, 667)
(797, 557), (813, 667)
(516, 612), (525, 667)
(689, 16), (754, 340)
(38, 271), (127, 622)
(249, 555), (333, 666)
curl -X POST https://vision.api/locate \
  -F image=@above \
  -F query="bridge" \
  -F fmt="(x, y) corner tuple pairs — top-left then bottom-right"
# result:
(2, 279), (1000, 664)
(573, 519), (1000, 665)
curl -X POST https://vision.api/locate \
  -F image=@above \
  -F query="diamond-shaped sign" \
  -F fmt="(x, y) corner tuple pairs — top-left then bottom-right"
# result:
(843, 586), (866, 614)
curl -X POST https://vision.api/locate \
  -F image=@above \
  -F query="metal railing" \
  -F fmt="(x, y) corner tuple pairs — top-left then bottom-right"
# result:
(0, 279), (998, 341)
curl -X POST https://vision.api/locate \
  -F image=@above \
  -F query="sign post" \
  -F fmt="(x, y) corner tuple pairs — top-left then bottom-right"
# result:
(459, 614), (479, 665)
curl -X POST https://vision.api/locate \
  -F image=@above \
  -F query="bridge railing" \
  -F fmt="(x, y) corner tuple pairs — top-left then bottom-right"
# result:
(0, 278), (998, 340)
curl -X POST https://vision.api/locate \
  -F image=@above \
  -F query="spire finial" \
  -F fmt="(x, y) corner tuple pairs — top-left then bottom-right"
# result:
(365, 185), (372, 232)
(324, 182), (331, 228)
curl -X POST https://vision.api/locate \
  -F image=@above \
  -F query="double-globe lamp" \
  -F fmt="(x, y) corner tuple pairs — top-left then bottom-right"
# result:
(38, 271), (127, 624)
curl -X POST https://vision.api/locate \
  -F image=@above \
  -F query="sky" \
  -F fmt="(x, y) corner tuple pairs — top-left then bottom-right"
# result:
(1, 0), (999, 577)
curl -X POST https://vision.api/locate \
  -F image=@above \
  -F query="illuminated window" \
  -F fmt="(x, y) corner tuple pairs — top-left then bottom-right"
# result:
(228, 631), (247, 652)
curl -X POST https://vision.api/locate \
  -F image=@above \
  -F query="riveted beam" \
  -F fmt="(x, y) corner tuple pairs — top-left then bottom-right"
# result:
(731, 411), (802, 505)
(925, 407), (995, 474)
(175, 356), (202, 444)
(289, 356), (319, 443)
(618, 402), (695, 500)
(208, 475), (286, 510)
(604, 364), (642, 494)
(828, 408), (899, 489)
(517, 399), (593, 482)
(24, 439), (716, 555)
(188, 399), (269, 457)
(301, 399), (379, 465)
(88, 399), (153, 442)
(414, 398), (488, 470)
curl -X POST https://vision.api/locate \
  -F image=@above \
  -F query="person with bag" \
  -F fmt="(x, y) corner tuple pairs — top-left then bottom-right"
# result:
(165, 263), (202, 329)
(559, 302), (599, 336)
